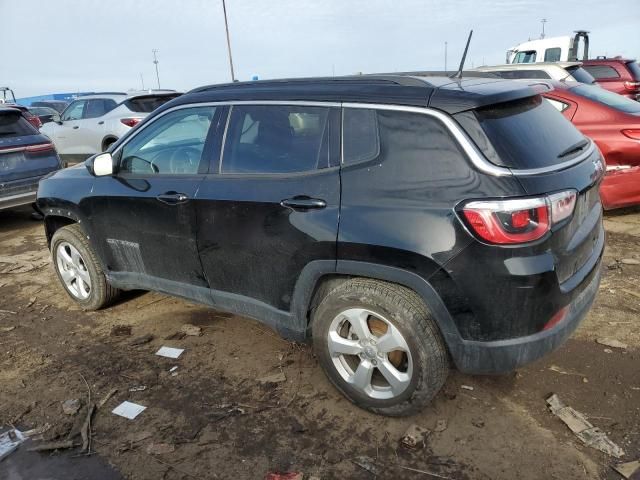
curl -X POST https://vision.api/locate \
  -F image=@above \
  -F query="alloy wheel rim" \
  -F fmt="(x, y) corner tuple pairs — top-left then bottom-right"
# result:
(327, 308), (413, 400)
(56, 242), (91, 300)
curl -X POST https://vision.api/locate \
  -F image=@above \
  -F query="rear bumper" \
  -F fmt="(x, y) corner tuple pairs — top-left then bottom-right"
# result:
(600, 166), (640, 210)
(450, 251), (602, 374)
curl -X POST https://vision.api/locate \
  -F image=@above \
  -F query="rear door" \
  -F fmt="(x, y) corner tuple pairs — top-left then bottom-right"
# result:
(196, 103), (341, 315)
(87, 105), (223, 300)
(82, 98), (118, 151)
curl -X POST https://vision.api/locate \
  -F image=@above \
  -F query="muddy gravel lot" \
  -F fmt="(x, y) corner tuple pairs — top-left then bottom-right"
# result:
(1, 206), (639, 480)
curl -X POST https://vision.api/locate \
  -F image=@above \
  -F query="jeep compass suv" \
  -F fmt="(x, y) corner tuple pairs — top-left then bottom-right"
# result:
(37, 75), (604, 415)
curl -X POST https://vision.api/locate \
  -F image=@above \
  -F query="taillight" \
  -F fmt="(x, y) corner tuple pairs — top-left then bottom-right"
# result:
(461, 190), (577, 245)
(25, 143), (55, 153)
(26, 114), (42, 129)
(622, 129), (640, 140)
(623, 81), (640, 92)
(120, 118), (142, 128)
(543, 306), (569, 331)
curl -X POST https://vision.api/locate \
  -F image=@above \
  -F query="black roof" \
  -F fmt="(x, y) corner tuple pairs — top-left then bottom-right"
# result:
(173, 74), (537, 115)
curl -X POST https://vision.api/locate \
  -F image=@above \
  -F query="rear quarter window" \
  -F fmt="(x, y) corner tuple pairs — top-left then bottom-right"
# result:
(571, 84), (640, 114)
(456, 95), (587, 170)
(626, 61), (640, 80)
(583, 65), (620, 79)
(565, 66), (596, 84)
(491, 70), (551, 80)
(125, 95), (180, 113)
(0, 111), (37, 136)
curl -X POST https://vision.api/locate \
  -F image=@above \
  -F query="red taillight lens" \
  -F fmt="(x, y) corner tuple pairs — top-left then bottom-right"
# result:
(543, 306), (569, 331)
(26, 115), (42, 129)
(120, 118), (142, 128)
(461, 190), (577, 245)
(622, 129), (640, 140)
(25, 143), (55, 153)
(623, 81), (640, 92)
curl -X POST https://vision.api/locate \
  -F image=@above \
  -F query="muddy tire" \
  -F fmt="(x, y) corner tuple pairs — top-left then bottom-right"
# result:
(312, 278), (449, 416)
(51, 223), (119, 310)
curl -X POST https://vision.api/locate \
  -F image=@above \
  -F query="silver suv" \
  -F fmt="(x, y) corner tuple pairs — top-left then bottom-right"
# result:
(473, 62), (596, 84)
(41, 90), (180, 164)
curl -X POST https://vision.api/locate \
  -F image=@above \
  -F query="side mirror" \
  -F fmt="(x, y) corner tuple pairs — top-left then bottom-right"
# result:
(52, 113), (62, 124)
(87, 152), (114, 176)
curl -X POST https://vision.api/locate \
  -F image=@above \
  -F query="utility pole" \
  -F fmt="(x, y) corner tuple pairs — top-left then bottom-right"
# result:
(444, 41), (448, 73)
(221, 0), (236, 82)
(541, 18), (547, 39)
(140, 73), (145, 90)
(152, 49), (161, 89)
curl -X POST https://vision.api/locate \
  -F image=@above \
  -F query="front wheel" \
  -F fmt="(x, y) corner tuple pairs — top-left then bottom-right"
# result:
(312, 278), (449, 416)
(51, 224), (119, 310)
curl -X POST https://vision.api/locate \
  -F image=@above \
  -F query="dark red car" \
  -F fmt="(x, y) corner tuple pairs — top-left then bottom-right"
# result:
(582, 58), (640, 100)
(542, 81), (640, 209)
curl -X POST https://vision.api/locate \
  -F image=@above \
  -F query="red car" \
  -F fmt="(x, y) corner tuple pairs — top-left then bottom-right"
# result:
(582, 58), (640, 100)
(542, 81), (640, 210)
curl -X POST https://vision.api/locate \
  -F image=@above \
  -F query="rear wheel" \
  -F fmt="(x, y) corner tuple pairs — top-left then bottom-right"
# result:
(312, 278), (449, 416)
(51, 224), (119, 310)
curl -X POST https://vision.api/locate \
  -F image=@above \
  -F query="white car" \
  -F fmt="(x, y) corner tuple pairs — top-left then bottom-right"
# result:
(41, 90), (180, 164)
(473, 62), (596, 85)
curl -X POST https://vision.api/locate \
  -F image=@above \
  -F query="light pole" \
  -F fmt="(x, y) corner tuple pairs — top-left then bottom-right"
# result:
(152, 49), (161, 89)
(444, 41), (448, 73)
(221, 0), (236, 82)
(140, 73), (145, 90)
(541, 18), (547, 39)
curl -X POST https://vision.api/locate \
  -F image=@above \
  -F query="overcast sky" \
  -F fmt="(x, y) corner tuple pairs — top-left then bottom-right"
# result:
(3, 0), (639, 98)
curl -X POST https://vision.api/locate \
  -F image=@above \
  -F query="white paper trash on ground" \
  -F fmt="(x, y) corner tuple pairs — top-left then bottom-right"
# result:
(0, 429), (24, 461)
(155, 346), (184, 359)
(112, 401), (146, 420)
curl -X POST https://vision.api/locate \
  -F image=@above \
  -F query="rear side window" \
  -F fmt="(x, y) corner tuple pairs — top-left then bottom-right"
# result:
(125, 95), (180, 113)
(491, 70), (550, 79)
(565, 66), (596, 84)
(571, 84), (640, 114)
(544, 48), (561, 62)
(222, 105), (330, 174)
(626, 61), (640, 80)
(461, 95), (587, 169)
(343, 109), (380, 164)
(0, 111), (37, 136)
(84, 99), (117, 119)
(583, 65), (620, 79)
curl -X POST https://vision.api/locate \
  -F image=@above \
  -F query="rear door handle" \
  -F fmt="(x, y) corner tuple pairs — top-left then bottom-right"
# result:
(72, 126), (79, 129)
(280, 196), (326, 211)
(156, 192), (189, 205)
(98, 121), (104, 125)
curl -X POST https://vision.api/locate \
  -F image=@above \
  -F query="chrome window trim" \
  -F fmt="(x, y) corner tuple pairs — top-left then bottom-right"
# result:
(113, 99), (594, 178)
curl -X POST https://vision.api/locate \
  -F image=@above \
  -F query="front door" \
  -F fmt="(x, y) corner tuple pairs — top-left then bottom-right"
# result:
(196, 103), (341, 317)
(86, 105), (223, 301)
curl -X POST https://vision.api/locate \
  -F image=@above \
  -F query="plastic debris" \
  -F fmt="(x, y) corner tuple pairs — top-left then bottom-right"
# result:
(612, 460), (640, 479)
(129, 386), (147, 392)
(112, 401), (147, 420)
(460, 385), (474, 391)
(401, 424), (430, 449)
(62, 398), (81, 415)
(546, 394), (624, 458)
(258, 372), (287, 384)
(0, 429), (24, 461)
(155, 346), (184, 359)
(596, 338), (628, 350)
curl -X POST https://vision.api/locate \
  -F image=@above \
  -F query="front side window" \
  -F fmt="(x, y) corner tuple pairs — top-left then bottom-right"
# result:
(119, 106), (215, 175)
(62, 101), (86, 121)
(221, 105), (330, 174)
(513, 51), (537, 63)
(544, 48), (562, 62)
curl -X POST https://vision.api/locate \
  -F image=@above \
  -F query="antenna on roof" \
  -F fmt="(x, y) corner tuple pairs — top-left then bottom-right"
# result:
(451, 30), (473, 79)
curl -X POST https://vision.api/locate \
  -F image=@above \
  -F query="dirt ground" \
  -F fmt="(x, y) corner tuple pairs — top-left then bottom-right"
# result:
(0, 205), (638, 480)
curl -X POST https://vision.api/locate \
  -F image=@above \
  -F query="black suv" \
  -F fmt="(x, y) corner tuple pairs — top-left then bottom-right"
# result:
(37, 75), (604, 415)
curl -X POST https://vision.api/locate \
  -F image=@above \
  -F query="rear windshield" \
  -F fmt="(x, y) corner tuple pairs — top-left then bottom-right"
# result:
(124, 95), (180, 113)
(571, 84), (640, 114)
(0, 111), (37, 137)
(466, 95), (586, 169)
(565, 66), (596, 84)
(626, 61), (640, 80)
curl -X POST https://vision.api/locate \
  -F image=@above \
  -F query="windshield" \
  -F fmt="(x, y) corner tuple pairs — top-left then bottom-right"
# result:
(571, 84), (640, 114)
(565, 66), (596, 84)
(459, 94), (587, 169)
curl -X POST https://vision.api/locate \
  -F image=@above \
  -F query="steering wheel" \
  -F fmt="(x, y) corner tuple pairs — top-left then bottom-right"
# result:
(122, 155), (159, 174)
(169, 147), (201, 174)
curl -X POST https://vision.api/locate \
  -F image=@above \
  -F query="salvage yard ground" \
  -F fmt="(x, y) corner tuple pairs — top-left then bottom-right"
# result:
(0, 206), (639, 480)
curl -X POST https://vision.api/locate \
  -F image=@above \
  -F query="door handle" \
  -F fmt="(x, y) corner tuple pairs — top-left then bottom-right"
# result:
(156, 192), (189, 205)
(72, 126), (79, 129)
(98, 121), (104, 125)
(280, 196), (327, 211)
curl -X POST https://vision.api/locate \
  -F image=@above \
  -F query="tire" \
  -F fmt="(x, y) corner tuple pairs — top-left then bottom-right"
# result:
(312, 278), (449, 416)
(51, 223), (119, 310)
(102, 138), (117, 152)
